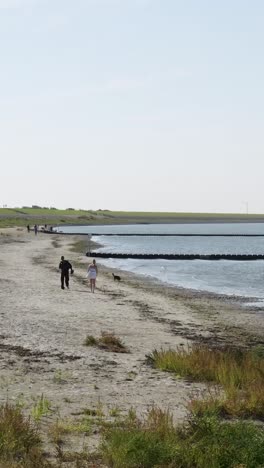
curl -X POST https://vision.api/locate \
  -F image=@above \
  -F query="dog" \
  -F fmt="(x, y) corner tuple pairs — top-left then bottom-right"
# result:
(112, 273), (121, 281)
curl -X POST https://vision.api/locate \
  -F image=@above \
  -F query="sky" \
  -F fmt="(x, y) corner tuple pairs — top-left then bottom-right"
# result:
(0, 0), (263, 213)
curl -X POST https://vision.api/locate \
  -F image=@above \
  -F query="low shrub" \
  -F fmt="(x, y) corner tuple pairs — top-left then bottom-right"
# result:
(84, 331), (128, 353)
(99, 332), (128, 353)
(84, 335), (98, 346)
(101, 407), (264, 468)
(0, 403), (41, 462)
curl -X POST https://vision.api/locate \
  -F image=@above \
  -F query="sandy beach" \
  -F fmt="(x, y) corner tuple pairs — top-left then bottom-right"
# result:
(0, 227), (263, 453)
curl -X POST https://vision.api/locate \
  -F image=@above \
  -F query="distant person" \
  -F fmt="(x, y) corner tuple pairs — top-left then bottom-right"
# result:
(27, 224), (30, 233)
(87, 259), (98, 293)
(59, 256), (74, 290)
(34, 224), (38, 235)
(160, 265), (168, 282)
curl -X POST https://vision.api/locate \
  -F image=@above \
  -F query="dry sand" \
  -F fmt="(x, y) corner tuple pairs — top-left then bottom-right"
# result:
(0, 227), (263, 451)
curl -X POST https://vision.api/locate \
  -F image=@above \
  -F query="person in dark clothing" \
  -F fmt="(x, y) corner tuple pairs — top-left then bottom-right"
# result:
(27, 225), (30, 233)
(59, 256), (74, 289)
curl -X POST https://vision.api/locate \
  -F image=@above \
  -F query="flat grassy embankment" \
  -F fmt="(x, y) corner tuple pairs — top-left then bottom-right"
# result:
(0, 207), (104, 228)
(1, 207), (264, 228)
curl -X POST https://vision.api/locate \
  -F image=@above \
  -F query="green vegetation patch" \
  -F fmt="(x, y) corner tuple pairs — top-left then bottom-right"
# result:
(101, 407), (264, 468)
(0, 403), (41, 461)
(150, 345), (264, 418)
(1, 399), (264, 467)
(31, 394), (52, 422)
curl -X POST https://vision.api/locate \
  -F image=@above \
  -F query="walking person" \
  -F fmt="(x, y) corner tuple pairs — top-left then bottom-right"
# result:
(87, 259), (98, 293)
(34, 224), (38, 235)
(59, 256), (74, 290)
(27, 224), (30, 233)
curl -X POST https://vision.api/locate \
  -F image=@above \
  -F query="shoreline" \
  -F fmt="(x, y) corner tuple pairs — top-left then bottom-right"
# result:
(53, 229), (264, 306)
(100, 260), (264, 305)
(96, 262), (264, 345)
(89, 236), (264, 309)
(89, 236), (254, 304)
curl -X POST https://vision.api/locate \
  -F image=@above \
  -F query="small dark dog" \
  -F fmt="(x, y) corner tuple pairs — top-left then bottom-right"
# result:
(112, 273), (121, 281)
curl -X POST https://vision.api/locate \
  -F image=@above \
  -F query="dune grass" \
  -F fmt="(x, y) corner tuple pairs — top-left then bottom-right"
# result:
(149, 345), (264, 418)
(101, 406), (264, 468)
(1, 399), (264, 467)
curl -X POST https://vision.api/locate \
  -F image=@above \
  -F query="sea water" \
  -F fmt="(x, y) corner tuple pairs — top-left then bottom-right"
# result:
(59, 223), (264, 303)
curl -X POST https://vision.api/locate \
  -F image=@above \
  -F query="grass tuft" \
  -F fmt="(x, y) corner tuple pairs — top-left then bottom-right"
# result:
(84, 335), (98, 346)
(31, 394), (52, 422)
(84, 331), (129, 353)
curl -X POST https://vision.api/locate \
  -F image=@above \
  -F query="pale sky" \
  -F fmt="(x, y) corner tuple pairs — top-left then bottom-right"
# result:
(1, 0), (263, 213)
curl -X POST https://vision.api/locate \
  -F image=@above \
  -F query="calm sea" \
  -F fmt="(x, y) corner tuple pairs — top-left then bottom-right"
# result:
(59, 223), (264, 304)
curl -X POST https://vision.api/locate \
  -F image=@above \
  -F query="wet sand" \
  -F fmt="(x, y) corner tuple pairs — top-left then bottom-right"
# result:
(0, 228), (263, 450)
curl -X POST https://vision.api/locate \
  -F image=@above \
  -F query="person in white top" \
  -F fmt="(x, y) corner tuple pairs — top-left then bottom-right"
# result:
(87, 259), (98, 293)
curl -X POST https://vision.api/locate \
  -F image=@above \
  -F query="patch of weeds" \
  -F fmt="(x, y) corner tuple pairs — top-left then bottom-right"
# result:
(0, 403), (40, 456)
(31, 394), (52, 422)
(101, 407), (177, 467)
(58, 450), (103, 466)
(178, 414), (264, 468)
(84, 335), (98, 346)
(101, 407), (264, 468)
(96, 400), (105, 419)
(82, 408), (97, 416)
(84, 331), (128, 353)
(99, 331), (128, 353)
(149, 345), (264, 418)
(49, 417), (92, 441)
(109, 406), (121, 418)
(0, 403), (50, 466)
(250, 344), (264, 359)
(15, 393), (26, 410)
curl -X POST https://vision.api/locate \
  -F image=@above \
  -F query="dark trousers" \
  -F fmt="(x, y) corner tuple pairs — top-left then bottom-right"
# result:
(61, 272), (69, 289)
